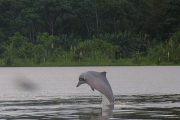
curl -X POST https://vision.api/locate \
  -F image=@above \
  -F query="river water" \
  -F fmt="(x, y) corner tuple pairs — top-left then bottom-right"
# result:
(0, 66), (180, 119)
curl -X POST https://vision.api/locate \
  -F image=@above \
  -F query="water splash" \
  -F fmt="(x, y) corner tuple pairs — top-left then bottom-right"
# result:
(99, 93), (114, 119)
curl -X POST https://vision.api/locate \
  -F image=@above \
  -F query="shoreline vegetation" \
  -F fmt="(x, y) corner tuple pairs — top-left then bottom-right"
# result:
(0, 0), (179, 67)
(1, 51), (180, 67)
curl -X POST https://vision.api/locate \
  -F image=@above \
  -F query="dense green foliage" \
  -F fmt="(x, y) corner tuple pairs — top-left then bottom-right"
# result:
(0, 0), (179, 66)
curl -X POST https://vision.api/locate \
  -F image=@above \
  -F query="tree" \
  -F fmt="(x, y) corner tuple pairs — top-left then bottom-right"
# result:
(76, 39), (118, 61)
(3, 42), (14, 65)
(8, 32), (29, 57)
(32, 44), (46, 63)
(166, 31), (180, 63)
(163, 0), (180, 34)
(36, 0), (71, 35)
(16, 3), (40, 43)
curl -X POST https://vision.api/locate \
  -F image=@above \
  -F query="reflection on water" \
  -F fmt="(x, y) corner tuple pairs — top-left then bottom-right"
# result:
(1, 94), (180, 119)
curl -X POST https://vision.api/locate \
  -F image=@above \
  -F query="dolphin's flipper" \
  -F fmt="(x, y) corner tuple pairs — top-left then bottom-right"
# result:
(91, 86), (94, 91)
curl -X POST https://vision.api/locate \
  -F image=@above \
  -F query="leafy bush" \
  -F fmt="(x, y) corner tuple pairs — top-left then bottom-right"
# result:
(166, 31), (180, 63)
(75, 39), (118, 61)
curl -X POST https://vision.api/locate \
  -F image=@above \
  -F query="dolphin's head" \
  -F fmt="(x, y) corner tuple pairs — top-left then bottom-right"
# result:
(76, 73), (86, 87)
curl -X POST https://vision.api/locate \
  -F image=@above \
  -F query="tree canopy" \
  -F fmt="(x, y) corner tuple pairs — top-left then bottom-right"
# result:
(0, 0), (179, 66)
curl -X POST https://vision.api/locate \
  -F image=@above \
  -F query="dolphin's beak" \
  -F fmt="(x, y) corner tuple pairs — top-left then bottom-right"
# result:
(76, 77), (85, 87)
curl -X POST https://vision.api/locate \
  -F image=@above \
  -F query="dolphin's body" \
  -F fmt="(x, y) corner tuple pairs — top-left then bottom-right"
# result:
(76, 71), (114, 104)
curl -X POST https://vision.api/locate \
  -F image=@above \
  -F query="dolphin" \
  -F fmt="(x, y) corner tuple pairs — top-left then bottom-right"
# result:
(76, 71), (114, 105)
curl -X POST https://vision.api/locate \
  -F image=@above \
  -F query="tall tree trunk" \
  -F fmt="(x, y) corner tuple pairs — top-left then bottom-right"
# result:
(84, 19), (91, 38)
(95, 9), (99, 34)
(113, 17), (117, 33)
(51, 23), (54, 35)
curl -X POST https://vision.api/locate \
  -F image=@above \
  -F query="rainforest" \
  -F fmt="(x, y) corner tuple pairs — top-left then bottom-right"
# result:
(0, 0), (179, 66)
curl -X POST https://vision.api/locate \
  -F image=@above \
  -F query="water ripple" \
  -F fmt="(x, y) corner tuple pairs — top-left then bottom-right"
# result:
(0, 94), (180, 119)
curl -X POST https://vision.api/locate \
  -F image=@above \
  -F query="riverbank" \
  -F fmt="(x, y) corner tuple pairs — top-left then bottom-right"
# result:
(0, 58), (179, 67)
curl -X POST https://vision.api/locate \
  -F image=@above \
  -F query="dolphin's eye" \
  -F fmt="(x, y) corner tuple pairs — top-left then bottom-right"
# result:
(79, 78), (85, 81)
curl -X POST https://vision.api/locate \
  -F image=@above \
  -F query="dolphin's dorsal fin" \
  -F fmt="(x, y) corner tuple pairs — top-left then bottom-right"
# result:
(101, 71), (106, 77)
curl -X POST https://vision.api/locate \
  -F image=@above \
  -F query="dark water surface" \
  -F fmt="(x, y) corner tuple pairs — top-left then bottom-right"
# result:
(0, 67), (180, 119)
(1, 95), (180, 119)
